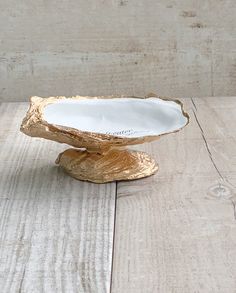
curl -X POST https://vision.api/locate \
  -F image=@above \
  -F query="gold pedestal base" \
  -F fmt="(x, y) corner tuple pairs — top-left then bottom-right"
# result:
(55, 148), (158, 183)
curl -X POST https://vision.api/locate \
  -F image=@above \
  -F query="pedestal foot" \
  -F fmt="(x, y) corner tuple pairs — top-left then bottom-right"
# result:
(55, 148), (158, 183)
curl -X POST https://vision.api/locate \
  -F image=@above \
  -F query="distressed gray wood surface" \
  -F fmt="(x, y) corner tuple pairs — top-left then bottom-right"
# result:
(1, 1), (236, 101)
(0, 103), (116, 293)
(1, 98), (236, 293)
(111, 97), (236, 293)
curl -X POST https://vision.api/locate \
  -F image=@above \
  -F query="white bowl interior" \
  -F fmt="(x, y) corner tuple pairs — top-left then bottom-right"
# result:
(43, 97), (188, 138)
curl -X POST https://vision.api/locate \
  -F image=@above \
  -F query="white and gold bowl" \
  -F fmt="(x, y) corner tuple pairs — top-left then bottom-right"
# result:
(21, 94), (189, 183)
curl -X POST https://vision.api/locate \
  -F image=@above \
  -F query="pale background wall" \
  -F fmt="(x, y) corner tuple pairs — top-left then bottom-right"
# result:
(0, 0), (236, 102)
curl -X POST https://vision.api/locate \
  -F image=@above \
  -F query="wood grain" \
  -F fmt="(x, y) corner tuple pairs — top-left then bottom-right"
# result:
(0, 103), (116, 292)
(1, 1), (236, 101)
(1, 98), (236, 292)
(112, 97), (236, 293)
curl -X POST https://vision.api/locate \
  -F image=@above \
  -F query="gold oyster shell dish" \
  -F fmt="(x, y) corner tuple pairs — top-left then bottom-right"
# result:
(20, 94), (189, 183)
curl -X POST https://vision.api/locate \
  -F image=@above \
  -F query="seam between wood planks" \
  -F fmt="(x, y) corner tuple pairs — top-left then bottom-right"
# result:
(191, 97), (236, 221)
(109, 181), (118, 293)
(191, 98), (224, 180)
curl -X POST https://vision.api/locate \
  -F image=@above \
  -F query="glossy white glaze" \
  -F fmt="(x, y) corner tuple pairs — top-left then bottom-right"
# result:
(43, 97), (188, 138)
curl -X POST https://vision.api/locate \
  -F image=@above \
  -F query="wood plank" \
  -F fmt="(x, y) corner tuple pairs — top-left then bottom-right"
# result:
(111, 97), (236, 293)
(0, 51), (212, 102)
(1, 1), (236, 101)
(0, 103), (116, 292)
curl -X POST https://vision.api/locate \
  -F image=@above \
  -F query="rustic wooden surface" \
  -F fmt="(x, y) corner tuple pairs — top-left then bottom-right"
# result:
(112, 97), (236, 293)
(1, 1), (236, 101)
(0, 103), (116, 293)
(0, 97), (236, 292)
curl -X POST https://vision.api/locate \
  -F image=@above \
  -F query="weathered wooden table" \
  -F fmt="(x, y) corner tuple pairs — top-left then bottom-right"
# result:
(0, 97), (235, 293)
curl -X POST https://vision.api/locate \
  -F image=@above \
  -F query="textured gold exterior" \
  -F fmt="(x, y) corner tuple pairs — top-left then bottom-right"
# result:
(55, 148), (158, 183)
(20, 94), (189, 152)
(20, 94), (189, 183)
